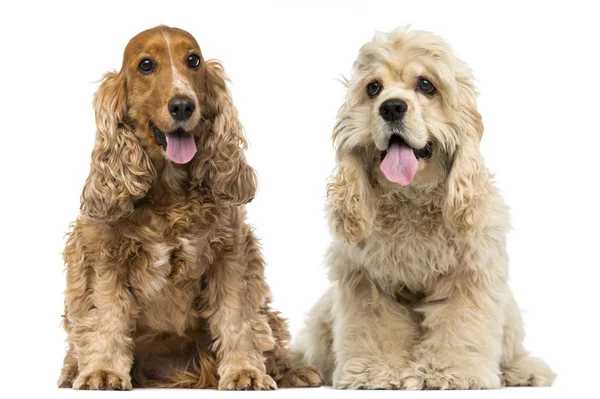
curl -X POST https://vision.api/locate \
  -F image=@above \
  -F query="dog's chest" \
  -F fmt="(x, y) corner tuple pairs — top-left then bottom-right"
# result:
(363, 210), (463, 291)
(127, 234), (207, 334)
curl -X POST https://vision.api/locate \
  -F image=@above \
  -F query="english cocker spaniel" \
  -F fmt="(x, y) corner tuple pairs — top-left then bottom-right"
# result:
(294, 27), (555, 390)
(58, 26), (321, 391)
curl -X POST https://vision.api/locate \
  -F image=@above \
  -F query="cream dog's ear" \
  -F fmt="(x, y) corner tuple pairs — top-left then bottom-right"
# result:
(444, 75), (492, 234)
(327, 104), (376, 244)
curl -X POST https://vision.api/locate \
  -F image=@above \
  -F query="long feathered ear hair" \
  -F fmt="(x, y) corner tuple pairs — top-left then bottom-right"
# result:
(192, 60), (257, 205)
(80, 71), (156, 221)
(327, 103), (376, 244)
(444, 72), (492, 234)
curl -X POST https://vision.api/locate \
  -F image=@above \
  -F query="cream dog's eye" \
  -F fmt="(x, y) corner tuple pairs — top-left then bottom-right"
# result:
(187, 54), (201, 68)
(138, 58), (155, 74)
(367, 81), (382, 98)
(417, 78), (436, 95)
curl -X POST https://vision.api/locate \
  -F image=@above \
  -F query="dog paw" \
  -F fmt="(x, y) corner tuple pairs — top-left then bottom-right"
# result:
(72, 370), (132, 390)
(219, 368), (277, 390)
(58, 367), (78, 388)
(402, 359), (500, 390)
(502, 355), (556, 387)
(58, 377), (74, 389)
(278, 365), (322, 388)
(334, 357), (409, 389)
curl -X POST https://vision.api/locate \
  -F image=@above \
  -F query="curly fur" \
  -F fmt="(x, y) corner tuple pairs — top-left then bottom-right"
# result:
(294, 27), (555, 390)
(58, 26), (321, 391)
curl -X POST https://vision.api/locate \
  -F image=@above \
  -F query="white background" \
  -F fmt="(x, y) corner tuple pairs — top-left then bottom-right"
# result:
(0, 0), (598, 398)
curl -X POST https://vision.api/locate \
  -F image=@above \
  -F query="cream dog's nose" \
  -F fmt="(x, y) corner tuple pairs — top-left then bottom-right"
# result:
(379, 98), (407, 122)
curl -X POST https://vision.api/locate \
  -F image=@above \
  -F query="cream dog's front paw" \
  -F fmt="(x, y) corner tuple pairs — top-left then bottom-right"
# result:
(402, 357), (501, 390)
(502, 355), (556, 387)
(334, 357), (410, 389)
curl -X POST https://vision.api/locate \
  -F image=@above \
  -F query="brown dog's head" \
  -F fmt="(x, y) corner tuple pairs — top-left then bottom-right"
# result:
(123, 26), (205, 164)
(81, 26), (257, 221)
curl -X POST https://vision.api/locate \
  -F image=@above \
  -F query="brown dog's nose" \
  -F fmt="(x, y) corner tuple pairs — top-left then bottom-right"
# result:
(379, 99), (407, 122)
(168, 96), (195, 121)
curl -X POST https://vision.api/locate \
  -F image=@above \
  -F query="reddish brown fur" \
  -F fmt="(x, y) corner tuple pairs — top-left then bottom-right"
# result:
(58, 25), (321, 391)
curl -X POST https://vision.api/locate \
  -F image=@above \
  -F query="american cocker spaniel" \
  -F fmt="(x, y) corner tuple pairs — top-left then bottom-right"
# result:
(58, 25), (321, 391)
(294, 27), (555, 390)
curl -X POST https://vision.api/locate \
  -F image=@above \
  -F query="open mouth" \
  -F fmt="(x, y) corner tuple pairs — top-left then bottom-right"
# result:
(380, 135), (433, 161)
(151, 123), (197, 164)
(379, 134), (433, 186)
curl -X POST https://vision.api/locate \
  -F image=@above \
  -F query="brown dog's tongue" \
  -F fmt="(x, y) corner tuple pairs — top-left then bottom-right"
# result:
(380, 141), (418, 185)
(165, 132), (197, 164)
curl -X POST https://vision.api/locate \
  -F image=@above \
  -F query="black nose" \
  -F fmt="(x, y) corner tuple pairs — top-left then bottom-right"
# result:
(168, 96), (195, 121)
(379, 99), (408, 122)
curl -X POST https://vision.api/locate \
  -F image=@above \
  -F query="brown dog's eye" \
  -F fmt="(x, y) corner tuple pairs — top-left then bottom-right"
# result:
(187, 54), (201, 68)
(417, 78), (436, 95)
(138, 58), (155, 74)
(367, 81), (382, 98)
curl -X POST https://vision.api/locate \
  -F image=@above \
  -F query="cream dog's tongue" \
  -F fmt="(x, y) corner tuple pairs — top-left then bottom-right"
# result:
(380, 141), (418, 185)
(165, 132), (197, 164)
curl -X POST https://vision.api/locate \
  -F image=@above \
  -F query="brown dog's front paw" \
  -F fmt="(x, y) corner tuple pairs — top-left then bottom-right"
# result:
(278, 366), (322, 388)
(219, 368), (277, 390)
(72, 370), (132, 391)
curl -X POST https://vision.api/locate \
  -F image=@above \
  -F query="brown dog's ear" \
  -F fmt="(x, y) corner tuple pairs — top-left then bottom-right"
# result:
(80, 71), (156, 221)
(444, 76), (492, 234)
(327, 104), (376, 244)
(192, 60), (257, 205)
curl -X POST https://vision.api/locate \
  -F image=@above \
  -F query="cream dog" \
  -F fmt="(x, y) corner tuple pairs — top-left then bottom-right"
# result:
(294, 27), (555, 390)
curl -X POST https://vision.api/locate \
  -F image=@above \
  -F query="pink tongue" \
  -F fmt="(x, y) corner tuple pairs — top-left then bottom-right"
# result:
(165, 132), (197, 164)
(380, 141), (418, 185)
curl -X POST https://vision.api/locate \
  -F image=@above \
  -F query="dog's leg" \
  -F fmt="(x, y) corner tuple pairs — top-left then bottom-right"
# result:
(331, 275), (418, 389)
(58, 311), (79, 388)
(206, 231), (277, 390)
(403, 272), (504, 390)
(261, 305), (322, 388)
(500, 292), (555, 386)
(65, 255), (135, 390)
(261, 306), (323, 388)
(293, 287), (336, 385)
(58, 342), (78, 388)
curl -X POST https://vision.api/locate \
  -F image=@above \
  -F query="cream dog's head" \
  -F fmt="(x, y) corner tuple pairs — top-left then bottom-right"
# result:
(329, 27), (489, 242)
(334, 26), (483, 189)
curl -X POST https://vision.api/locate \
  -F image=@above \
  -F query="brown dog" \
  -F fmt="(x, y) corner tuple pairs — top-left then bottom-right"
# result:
(58, 25), (321, 391)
